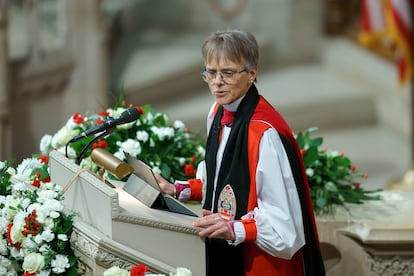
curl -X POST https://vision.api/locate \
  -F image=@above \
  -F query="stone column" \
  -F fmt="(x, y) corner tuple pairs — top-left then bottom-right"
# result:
(0, 0), (11, 160)
(63, 0), (108, 116)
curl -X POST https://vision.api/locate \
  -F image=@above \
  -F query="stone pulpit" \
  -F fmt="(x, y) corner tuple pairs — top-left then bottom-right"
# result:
(49, 151), (205, 276)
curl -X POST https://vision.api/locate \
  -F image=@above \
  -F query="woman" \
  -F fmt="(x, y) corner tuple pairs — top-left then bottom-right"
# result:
(157, 29), (325, 276)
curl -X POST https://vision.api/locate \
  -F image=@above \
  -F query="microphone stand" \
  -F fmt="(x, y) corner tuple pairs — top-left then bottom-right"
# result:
(75, 130), (112, 165)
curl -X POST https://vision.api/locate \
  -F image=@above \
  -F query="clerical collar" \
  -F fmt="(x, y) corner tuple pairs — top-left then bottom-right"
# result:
(223, 95), (245, 112)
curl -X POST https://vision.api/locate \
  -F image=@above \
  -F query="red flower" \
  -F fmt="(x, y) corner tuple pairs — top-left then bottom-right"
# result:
(23, 272), (36, 276)
(350, 165), (356, 172)
(300, 149), (306, 156)
(191, 156), (196, 163)
(184, 164), (196, 176)
(99, 110), (110, 117)
(92, 140), (109, 149)
(355, 183), (361, 189)
(37, 155), (48, 164)
(23, 210), (42, 236)
(364, 173), (369, 179)
(96, 118), (104, 125)
(31, 173), (41, 188)
(130, 264), (150, 276)
(136, 106), (144, 115)
(72, 112), (84, 124)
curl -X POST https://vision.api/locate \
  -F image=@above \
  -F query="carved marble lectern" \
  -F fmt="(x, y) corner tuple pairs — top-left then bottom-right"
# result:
(49, 151), (205, 276)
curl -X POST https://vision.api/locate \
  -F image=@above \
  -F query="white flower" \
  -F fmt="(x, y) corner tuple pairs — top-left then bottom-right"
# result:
(0, 238), (9, 255)
(51, 126), (79, 148)
(10, 247), (22, 259)
(37, 270), (51, 276)
(10, 213), (26, 244)
(3, 196), (24, 220)
(11, 158), (43, 185)
(42, 181), (62, 193)
(173, 120), (185, 130)
(143, 112), (154, 124)
(306, 168), (314, 177)
(22, 252), (45, 273)
(117, 139), (141, 156)
(136, 130), (149, 143)
(108, 107), (125, 118)
(197, 146), (205, 156)
(0, 255), (11, 267)
(21, 236), (39, 252)
(42, 217), (55, 230)
(179, 157), (186, 166)
(6, 167), (16, 176)
(170, 267), (192, 276)
(38, 244), (51, 254)
(0, 161), (16, 175)
(113, 151), (126, 161)
(57, 234), (68, 241)
(80, 156), (99, 172)
(11, 181), (29, 192)
(150, 126), (174, 141)
(103, 266), (129, 276)
(57, 145), (77, 159)
(37, 190), (58, 203)
(160, 113), (169, 122)
(51, 254), (70, 274)
(40, 229), (55, 242)
(39, 135), (53, 155)
(327, 150), (340, 158)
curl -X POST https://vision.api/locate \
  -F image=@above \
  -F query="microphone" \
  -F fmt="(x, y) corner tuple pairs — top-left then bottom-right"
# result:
(69, 107), (141, 143)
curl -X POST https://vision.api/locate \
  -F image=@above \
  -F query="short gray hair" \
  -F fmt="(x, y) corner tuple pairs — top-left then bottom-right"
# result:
(201, 29), (259, 68)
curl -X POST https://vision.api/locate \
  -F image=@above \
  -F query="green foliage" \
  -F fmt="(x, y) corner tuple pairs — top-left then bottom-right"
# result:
(42, 102), (205, 183)
(296, 127), (381, 215)
(0, 160), (13, 195)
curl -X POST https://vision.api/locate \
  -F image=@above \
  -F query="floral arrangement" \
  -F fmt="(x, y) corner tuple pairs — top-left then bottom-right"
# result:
(39, 101), (205, 183)
(0, 157), (77, 275)
(0, 101), (383, 274)
(39, 102), (381, 217)
(295, 127), (381, 215)
(103, 264), (192, 276)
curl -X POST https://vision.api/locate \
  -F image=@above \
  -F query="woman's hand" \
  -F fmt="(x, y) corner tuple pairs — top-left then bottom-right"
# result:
(193, 210), (235, 240)
(154, 173), (175, 197)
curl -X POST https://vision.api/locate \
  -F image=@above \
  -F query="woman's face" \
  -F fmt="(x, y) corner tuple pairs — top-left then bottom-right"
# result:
(204, 57), (257, 106)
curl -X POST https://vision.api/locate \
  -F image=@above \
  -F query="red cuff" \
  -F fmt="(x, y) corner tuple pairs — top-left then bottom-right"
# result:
(188, 178), (203, 201)
(241, 218), (257, 242)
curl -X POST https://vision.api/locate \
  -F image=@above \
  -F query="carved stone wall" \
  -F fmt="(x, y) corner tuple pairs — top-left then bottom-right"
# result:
(369, 256), (414, 276)
(318, 190), (414, 275)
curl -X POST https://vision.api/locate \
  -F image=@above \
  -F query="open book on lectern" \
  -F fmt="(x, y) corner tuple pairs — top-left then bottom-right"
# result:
(123, 152), (198, 217)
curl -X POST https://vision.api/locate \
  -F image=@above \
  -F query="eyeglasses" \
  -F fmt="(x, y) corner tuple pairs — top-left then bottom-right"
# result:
(201, 67), (249, 83)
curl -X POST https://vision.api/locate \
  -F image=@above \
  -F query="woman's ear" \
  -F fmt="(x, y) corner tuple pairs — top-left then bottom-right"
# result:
(249, 67), (258, 82)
